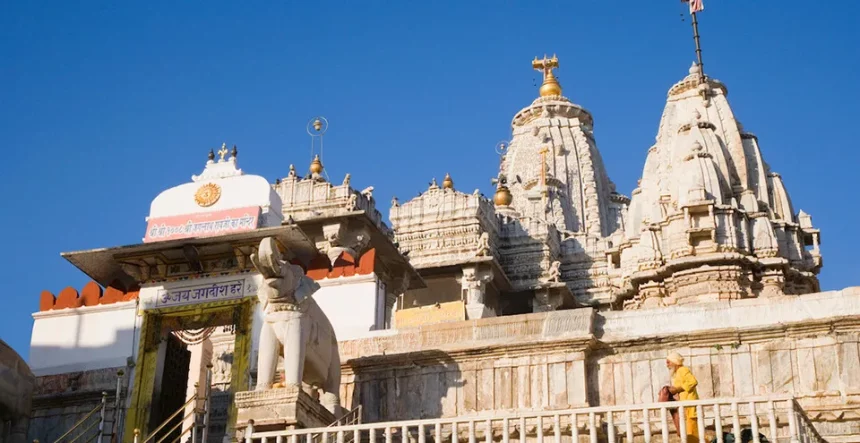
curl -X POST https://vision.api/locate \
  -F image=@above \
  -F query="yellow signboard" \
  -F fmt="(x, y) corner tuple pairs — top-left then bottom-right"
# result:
(394, 301), (466, 329)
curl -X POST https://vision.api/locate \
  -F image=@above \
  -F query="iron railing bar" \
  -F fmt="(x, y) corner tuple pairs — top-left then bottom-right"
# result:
(142, 394), (198, 443)
(152, 417), (188, 443)
(53, 403), (104, 443)
(67, 419), (100, 443)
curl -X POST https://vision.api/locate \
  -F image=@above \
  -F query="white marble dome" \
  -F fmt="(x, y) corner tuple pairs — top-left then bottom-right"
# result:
(147, 147), (284, 227)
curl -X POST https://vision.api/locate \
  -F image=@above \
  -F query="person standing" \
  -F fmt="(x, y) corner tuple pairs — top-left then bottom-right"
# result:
(666, 352), (699, 443)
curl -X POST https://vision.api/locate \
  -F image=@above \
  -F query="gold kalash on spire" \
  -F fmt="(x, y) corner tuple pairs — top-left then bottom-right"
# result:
(532, 54), (562, 97)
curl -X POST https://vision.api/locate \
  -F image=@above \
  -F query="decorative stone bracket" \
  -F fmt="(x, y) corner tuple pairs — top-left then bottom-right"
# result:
(320, 222), (371, 264)
(458, 265), (495, 319)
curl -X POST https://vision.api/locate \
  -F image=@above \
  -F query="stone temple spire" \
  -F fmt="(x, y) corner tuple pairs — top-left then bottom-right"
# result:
(500, 55), (626, 240)
(617, 63), (822, 309)
(489, 55), (628, 307)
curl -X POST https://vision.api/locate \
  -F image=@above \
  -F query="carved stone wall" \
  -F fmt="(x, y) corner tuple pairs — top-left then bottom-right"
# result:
(338, 288), (860, 441)
(389, 183), (500, 270)
(27, 366), (126, 443)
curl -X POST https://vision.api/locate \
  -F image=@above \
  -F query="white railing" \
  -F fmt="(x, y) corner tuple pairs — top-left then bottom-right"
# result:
(242, 395), (825, 443)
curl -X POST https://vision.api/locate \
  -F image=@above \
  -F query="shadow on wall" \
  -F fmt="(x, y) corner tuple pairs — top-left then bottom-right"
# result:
(26, 327), (135, 443)
(349, 350), (463, 422)
(0, 338), (35, 443)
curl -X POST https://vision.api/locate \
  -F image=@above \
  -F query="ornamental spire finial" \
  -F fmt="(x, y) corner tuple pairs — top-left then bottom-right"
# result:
(532, 54), (562, 97)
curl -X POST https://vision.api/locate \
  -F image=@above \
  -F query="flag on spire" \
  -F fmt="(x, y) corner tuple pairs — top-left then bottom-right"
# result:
(684, 0), (704, 14)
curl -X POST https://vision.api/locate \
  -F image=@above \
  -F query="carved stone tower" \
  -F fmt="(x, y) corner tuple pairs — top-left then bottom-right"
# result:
(501, 55), (626, 239)
(617, 63), (823, 308)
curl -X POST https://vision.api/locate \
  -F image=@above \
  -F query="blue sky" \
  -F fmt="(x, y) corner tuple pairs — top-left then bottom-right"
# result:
(1, 1), (858, 358)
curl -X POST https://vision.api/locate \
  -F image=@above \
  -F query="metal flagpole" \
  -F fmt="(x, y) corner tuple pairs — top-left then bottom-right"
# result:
(691, 10), (706, 83)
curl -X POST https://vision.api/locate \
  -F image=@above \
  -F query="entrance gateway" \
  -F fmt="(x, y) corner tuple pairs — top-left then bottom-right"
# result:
(58, 148), (321, 442)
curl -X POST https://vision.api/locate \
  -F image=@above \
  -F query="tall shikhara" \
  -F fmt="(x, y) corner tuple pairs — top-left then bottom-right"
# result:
(614, 63), (822, 308)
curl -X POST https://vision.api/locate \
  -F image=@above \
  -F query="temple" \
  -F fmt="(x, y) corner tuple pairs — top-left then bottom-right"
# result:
(18, 57), (858, 443)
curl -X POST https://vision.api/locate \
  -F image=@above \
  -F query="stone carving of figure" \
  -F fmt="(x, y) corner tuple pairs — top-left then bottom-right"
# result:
(342, 173), (351, 186)
(361, 186), (374, 200)
(475, 232), (491, 257)
(250, 237), (341, 411)
(391, 196), (399, 207)
(288, 164), (297, 178)
(545, 260), (562, 283)
(346, 193), (358, 211)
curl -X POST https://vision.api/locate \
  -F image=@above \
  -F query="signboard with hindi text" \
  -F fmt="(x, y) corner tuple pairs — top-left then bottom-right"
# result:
(144, 206), (261, 243)
(155, 279), (250, 308)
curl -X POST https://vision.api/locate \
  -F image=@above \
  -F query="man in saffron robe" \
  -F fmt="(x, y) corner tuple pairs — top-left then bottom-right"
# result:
(666, 351), (699, 443)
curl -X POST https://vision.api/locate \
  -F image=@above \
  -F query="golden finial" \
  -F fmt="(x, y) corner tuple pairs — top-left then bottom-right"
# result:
(218, 143), (229, 161)
(310, 154), (324, 174)
(313, 119), (323, 132)
(494, 184), (513, 206)
(532, 54), (562, 97)
(442, 173), (454, 190)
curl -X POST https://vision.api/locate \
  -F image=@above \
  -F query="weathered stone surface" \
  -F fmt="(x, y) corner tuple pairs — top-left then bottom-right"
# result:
(618, 63), (822, 309)
(234, 387), (335, 431)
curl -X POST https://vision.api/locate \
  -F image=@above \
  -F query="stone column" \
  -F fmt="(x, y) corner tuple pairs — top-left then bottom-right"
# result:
(532, 287), (562, 312)
(183, 338), (213, 436)
(461, 265), (495, 319)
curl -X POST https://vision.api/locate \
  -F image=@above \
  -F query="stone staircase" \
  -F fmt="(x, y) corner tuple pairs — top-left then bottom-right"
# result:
(47, 392), (122, 443)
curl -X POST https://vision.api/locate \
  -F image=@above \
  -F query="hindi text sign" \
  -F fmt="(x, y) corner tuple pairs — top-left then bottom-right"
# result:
(156, 279), (247, 308)
(144, 206), (261, 243)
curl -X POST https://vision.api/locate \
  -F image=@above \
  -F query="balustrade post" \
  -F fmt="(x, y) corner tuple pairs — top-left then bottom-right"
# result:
(625, 409), (633, 443)
(486, 420), (493, 443)
(606, 411), (615, 443)
(678, 406), (687, 443)
(202, 365), (212, 443)
(571, 414), (579, 443)
(731, 402), (741, 443)
(767, 400), (778, 443)
(502, 418), (509, 443)
(468, 420), (475, 443)
(787, 400), (800, 443)
(536, 416), (542, 443)
(418, 424), (425, 443)
(749, 402), (760, 443)
(696, 405), (705, 443)
(97, 391), (108, 443)
(434, 423), (441, 443)
(588, 412), (597, 443)
(553, 415), (560, 443)
(660, 407), (669, 443)
(642, 408), (651, 443)
(519, 418), (525, 443)
(714, 404), (723, 443)
(245, 420), (254, 443)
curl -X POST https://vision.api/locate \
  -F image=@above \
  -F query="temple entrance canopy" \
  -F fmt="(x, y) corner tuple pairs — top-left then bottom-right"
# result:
(55, 147), (321, 441)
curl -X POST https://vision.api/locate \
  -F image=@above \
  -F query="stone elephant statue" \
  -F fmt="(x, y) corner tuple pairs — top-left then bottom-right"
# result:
(250, 237), (341, 410)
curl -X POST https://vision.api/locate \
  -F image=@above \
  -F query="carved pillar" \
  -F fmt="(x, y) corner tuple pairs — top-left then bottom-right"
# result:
(532, 287), (562, 312)
(760, 268), (786, 297)
(460, 265), (495, 319)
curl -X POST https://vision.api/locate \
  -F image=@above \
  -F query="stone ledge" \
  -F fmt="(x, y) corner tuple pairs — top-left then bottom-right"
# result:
(235, 387), (335, 431)
(340, 308), (595, 362)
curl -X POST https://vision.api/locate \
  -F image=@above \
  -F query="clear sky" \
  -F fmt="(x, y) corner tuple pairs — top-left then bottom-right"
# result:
(2, 1), (858, 358)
